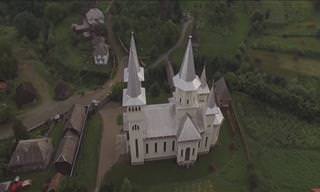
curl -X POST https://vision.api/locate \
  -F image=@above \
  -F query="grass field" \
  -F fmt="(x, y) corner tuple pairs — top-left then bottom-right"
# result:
(103, 121), (249, 192)
(234, 92), (320, 192)
(73, 114), (102, 190)
(249, 49), (320, 77)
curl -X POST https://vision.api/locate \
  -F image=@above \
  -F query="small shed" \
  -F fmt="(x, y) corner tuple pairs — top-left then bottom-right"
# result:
(54, 131), (79, 175)
(215, 77), (232, 108)
(64, 104), (87, 136)
(92, 36), (109, 65)
(8, 138), (53, 173)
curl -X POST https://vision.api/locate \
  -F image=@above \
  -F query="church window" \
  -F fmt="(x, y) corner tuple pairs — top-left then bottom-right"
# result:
(163, 142), (166, 152)
(180, 149), (183, 157)
(146, 143), (149, 154)
(205, 137), (208, 147)
(172, 141), (175, 151)
(187, 99), (189, 104)
(198, 141), (200, 148)
(192, 148), (195, 156)
(155, 142), (158, 153)
(179, 98), (182, 104)
(126, 132), (129, 140)
(129, 107), (131, 112)
(135, 139), (139, 158)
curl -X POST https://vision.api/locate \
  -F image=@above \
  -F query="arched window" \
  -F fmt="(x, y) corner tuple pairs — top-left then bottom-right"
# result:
(179, 98), (182, 104)
(187, 99), (189, 104)
(128, 107), (131, 112)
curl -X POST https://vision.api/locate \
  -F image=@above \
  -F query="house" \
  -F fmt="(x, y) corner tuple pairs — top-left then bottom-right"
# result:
(72, 8), (104, 38)
(8, 138), (53, 173)
(64, 104), (87, 136)
(121, 34), (224, 166)
(92, 36), (109, 65)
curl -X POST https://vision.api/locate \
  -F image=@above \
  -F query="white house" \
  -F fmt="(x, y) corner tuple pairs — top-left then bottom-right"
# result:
(122, 33), (224, 166)
(92, 36), (110, 65)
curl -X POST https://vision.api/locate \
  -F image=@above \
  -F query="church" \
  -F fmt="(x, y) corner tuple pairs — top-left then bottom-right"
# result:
(122, 33), (224, 166)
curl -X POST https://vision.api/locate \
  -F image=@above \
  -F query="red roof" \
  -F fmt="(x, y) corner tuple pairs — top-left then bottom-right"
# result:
(311, 188), (320, 192)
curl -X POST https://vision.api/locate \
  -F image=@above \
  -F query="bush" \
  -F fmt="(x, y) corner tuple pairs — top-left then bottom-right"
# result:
(0, 38), (17, 80)
(0, 104), (14, 124)
(54, 80), (73, 101)
(14, 82), (38, 108)
(110, 82), (125, 102)
(44, 2), (66, 25)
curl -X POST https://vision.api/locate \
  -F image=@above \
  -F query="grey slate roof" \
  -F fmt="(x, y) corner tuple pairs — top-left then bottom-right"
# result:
(9, 138), (53, 168)
(206, 82), (220, 115)
(130, 32), (141, 72)
(179, 36), (196, 82)
(199, 66), (210, 94)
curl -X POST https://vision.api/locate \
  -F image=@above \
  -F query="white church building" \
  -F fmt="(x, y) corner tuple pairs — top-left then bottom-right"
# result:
(122, 33), (224, 166)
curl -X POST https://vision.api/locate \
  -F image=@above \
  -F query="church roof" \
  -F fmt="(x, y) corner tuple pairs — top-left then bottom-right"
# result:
(177, 114), (201, 142)
(179, 36), (196, 82)
(198, 66), (210, 94)
(144, 103), (176, 138)
(173, 35), (201, 91)
(123, 32), (144, 82)
(127, 46), (142, 98)
(206, 82), (220, 115)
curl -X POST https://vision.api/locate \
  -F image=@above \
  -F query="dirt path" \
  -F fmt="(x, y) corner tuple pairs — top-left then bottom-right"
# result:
(148, 15), (194, 69)
(95, 102), (121, 192)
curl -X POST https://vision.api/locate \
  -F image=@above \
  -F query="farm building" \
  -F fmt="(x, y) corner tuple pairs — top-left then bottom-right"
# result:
(64, 104), (87, 136)
(8, 138), (53, 173)
(215, 77), (232, 109)
(54, 131), (79, 175)
(54, 104), (87, 175)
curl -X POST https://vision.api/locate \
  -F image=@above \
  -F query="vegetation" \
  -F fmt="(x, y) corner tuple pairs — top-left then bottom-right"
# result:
(234, 92), (320, 191)
(61, 114), (102, 191)
(0, 38), (17, 80)
(101, 122), (249, 192)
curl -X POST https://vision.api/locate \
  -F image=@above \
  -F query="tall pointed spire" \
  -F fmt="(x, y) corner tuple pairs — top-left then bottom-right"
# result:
(129, 32), (140, 72)
(207, 81), (217, 108)
(127, 45), (142, 98)
(200, 66), (208, 88)
(179, 35), (196, 82)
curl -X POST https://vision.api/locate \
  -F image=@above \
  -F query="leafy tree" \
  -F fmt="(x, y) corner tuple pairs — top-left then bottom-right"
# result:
(0, 38), (17, 80)
(12, 119), (29, 141)
(110, 82), (125, 102)
(149, 82), (160, 97)
(316, 29), (320, 40)
(44, 2), (66, 25)
(13, 11), (40, 40)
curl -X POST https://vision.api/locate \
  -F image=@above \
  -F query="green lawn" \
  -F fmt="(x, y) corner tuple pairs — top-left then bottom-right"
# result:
(233, 92), (320, 192)
(249, 49), (320, 78)
(103, 121), (249, 192)
(73, 114), (102, 190)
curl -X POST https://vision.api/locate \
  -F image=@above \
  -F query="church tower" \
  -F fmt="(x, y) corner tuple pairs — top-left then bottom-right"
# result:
(122, 33), (146, 165)
(198, 66), (210, 108)
(172, 36), (201, 117)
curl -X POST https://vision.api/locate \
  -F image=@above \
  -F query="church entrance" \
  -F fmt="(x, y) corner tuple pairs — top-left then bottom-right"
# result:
(185, 148), (190, 161)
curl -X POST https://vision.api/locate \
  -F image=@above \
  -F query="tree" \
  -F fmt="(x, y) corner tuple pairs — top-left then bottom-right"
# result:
(150, 82), (160, 97)
(44, 2), (66, 25)
(0, 38), (17, 80)
(12, 119), (29, 141)
(110, 82), (125, 102)
(316, 29), (320, 40)
(60, 178), (88, 192)
(119, 178), (133, 192)
(13, 11), (40, 40)
(0, 104), (14, 124)
(15, 82), (38, 108)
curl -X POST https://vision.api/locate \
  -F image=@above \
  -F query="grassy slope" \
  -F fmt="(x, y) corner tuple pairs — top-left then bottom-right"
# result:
(104, 121), (249, 192)
(73, 114), (102, 190)
(234, 92), (320, 192)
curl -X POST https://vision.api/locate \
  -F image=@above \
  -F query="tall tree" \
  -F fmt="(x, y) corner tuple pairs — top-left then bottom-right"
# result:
(0, 38), (17, 80)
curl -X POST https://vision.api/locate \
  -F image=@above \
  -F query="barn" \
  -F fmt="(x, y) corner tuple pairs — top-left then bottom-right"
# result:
(8, 138), (53, 173)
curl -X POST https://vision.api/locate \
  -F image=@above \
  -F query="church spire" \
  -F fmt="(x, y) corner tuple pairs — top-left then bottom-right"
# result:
(200, 66), (208, 88)
(129, 32), (140, 72)
(207, 81), (217, 109)
(127, 45), (142, 98)
(179, 35), (196, 82)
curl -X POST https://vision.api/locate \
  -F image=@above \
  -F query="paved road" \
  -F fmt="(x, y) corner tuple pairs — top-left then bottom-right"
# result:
(95, 102), (121, 192)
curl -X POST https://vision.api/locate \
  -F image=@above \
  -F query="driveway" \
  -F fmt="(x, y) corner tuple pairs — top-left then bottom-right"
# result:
(95, 102), (121, 192)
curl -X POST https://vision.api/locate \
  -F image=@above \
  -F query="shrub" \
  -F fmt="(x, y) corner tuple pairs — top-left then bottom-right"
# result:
(13, 11), (40, 40)
(54, 80), (73, 101)
(14, 82), (38, 108)
(12, 119), (29, 141)
(110, 82), (125, 102)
